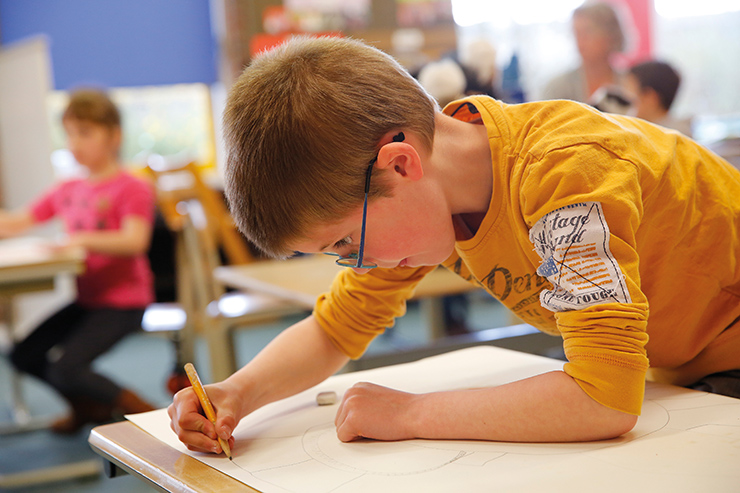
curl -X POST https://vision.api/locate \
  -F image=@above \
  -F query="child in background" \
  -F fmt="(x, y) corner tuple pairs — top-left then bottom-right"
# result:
(169, 36), (740, 455)
(624, 60), (693, 137)
(0, 89), (156, 433)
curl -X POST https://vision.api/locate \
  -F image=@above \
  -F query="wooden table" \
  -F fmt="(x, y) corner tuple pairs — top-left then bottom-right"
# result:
(214, 254), (480, 340)
(0, 237), (85, 431)
(89, 346), (740, 492)
(0, 237), (84, 297)
(0, 237), (93, 488)
(89, 421), (252, 493)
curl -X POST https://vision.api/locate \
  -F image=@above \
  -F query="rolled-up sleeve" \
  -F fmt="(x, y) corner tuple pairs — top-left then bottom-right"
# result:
(313, 265), (437, 359)
(521, 144), (651, 415)
(558, 303), (649, 414)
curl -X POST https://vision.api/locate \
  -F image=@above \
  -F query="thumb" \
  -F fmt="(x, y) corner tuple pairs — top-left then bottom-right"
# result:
(216, 413), (237, 441)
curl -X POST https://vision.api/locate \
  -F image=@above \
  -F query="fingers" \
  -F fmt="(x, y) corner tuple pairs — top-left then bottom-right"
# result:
(215, 411), (237, 442)
(334, 401), (360, 442)
(334, 382), (378, 442)
(168, 387), (222, 454)
(168, 384), (245, 454)
(334, 382), (417, 442)
(336, 415), (363, 442)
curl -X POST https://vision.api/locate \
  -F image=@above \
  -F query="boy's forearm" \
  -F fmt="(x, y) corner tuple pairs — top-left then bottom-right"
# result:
(412, 370), (637, 442)
(225, 315), (349, 418)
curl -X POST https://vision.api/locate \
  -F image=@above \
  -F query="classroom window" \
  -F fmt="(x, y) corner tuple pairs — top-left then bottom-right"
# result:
(451, 0), (584, 27)
(654, 0), (740, 18)
(47, 84), (217, 177)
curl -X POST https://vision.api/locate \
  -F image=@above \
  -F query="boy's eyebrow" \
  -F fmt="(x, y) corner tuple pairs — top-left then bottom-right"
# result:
(319, 235), (349, 252)
(318, 240), (339, 252)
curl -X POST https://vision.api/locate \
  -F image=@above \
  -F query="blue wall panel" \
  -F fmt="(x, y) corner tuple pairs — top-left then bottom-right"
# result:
(0, 0), (218, 89)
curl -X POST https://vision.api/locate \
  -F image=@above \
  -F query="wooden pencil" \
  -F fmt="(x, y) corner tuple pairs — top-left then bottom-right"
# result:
(183, 362), (233, 460)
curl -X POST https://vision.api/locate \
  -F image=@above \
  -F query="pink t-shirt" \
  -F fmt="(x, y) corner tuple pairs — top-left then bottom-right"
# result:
(30, 171), (155, 309)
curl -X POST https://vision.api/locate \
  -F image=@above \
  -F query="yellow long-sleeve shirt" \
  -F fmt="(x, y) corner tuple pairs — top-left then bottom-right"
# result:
(314, 96), (740, 415)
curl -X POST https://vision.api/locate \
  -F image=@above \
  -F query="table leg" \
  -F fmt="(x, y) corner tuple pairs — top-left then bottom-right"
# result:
(419, 297), (447, 341)
(206, 319), (237, 383)
(0, 460), (101, 489)
(0, 297), (53, 435)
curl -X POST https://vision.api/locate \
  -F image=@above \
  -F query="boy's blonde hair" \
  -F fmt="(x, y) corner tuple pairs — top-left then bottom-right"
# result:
(62, 88), (121, 129)
(223, 36), (437, 258)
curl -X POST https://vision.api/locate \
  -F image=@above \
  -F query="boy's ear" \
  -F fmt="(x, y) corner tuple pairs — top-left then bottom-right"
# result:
(374, 136), (423, 181)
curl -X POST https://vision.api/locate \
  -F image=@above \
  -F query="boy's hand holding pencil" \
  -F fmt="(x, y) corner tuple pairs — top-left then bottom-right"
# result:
(168, 363), (239, 458)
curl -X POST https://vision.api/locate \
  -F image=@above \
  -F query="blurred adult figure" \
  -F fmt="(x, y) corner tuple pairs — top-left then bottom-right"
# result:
(459, 38), (500, 99)
(541, 2), (628, 107)
(624, 60), (692, 137)
(417, 58), (468, 107)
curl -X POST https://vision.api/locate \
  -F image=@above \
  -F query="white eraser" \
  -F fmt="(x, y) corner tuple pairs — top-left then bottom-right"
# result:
(316, 391), (337, 406)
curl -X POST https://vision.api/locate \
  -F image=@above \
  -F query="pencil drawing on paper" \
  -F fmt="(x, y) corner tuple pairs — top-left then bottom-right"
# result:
(226, 389), (739, 493)
(233, 399), (672, 486)
(127, 348), (740, 493)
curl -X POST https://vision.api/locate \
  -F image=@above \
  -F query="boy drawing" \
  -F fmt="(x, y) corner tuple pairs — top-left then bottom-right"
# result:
(169, 37), (740, 453)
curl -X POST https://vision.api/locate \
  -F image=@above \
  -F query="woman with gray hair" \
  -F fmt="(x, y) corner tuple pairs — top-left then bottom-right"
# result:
(541, 2), (628, 107)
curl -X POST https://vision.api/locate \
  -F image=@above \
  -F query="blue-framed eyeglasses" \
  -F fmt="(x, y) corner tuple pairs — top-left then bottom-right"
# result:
(325, 132), (405, 269)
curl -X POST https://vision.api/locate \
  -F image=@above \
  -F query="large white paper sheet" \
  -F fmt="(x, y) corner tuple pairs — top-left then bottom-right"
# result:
(128, 347), (740, 492)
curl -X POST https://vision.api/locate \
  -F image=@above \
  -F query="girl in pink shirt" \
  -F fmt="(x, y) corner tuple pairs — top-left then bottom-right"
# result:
(0, 89), (156, 433)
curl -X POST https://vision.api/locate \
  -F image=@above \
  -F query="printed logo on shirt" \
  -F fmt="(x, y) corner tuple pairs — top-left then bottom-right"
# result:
(529, 202), (631, 312)
(447, 249), (555, 330)
(96, 197), (112, 214)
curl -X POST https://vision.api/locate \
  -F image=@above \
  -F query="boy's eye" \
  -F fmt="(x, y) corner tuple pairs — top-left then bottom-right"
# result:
(333, 236), (352, 249)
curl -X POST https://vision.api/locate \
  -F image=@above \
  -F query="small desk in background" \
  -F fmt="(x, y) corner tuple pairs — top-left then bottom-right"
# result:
(0, 237), (84, 432)
(215, 253), (480, 337)
(213, 254), (484, 379)
(90, 346), (740, 493)
(0, 237), (83, 295)
(0, 238), (96, 489)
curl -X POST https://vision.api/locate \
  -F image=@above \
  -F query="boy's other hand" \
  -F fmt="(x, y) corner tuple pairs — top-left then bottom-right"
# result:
(334, 382), (421, 442)
(168, 382), (240, 455)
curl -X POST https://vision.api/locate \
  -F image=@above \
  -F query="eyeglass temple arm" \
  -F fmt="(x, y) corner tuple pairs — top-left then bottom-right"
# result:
(355, 132), (404, 267)
(356, 163), (374, 264)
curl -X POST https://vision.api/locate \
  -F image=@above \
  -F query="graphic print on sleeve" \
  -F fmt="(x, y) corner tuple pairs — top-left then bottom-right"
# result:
(529, 202), (631, 312)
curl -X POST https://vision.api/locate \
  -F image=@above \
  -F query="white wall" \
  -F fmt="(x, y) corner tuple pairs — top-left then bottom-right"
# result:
(0, 36), (56, 209)
(0, 37), (73, 341)
(653, 10), (740, 120)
